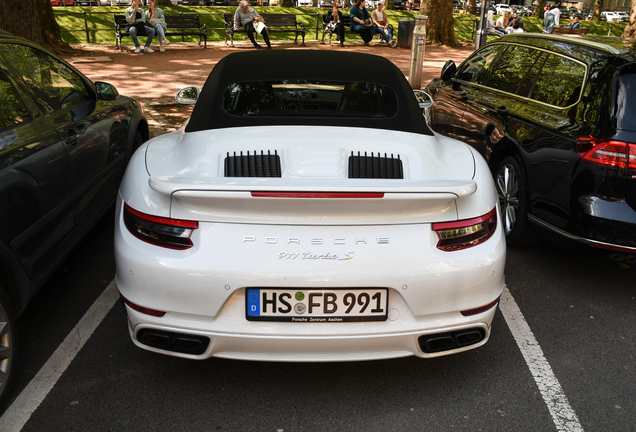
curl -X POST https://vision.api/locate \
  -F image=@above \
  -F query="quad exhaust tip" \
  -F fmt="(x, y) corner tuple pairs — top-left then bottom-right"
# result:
(137, 329), (210, 355)
(418, 328), (486, 354)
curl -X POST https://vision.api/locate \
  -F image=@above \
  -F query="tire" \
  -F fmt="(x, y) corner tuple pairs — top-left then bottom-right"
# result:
(0, 287), (18, 410)
(494, 156), (539, 246)
(132, 130), (143, 153)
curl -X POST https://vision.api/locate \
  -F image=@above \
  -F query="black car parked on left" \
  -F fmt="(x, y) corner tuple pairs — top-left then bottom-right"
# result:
(0, 30), (148, 407)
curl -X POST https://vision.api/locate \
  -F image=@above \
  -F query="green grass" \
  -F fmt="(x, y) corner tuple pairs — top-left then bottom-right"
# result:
(53, 6), (627, 45)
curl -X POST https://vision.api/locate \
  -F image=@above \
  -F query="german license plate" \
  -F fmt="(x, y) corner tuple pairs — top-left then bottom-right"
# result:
(246, 288), (388, 322)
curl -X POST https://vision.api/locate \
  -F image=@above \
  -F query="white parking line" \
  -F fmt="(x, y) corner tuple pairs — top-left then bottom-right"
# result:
(1, 281), (583, 432)
(500, 287), (584, 432)
(0, 281), (119, 432)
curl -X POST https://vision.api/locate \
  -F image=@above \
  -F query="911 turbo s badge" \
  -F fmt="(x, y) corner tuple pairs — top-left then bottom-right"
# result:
(278, 251), (354, 260)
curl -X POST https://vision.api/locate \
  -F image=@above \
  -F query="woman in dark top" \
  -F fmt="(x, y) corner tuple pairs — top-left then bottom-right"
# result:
(350, 0), (376, 46)
(326, 1), (346, 46)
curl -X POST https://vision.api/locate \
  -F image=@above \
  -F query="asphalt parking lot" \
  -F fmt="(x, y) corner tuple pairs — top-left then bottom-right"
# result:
(1, 41), (635, 432)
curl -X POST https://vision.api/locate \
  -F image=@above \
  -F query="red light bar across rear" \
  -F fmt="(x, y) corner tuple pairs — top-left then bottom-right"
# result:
(251, 192), (385, 198)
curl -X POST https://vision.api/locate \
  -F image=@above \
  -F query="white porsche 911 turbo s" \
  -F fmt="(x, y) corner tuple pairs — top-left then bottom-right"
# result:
(115, 50), (506, 362)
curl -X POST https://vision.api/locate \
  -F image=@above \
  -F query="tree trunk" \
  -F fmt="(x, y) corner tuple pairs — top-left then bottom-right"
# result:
(0, 0), (71, 55)
(386, 0), (395, 10)
(157, 0), (173, 6)
(425, 0), (459, 47)
(467, 0), (477, 15)
(591, 0), (604, 21)
(282, 0), (293, 6)
(531, 0), (545, 19)
(623, 0), (636, 37)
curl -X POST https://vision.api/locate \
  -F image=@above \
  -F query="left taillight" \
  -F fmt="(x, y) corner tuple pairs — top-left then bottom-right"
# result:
(123, 203), (198, 250)
(432, 207), (497, 251)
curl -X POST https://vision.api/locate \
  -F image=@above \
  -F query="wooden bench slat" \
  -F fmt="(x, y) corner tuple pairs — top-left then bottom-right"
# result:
(114, 13), (207, 51)
(224, 12), (305, 47)
(319, 13), (393, 44)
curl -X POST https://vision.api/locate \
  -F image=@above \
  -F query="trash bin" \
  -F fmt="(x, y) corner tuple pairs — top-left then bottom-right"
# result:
(397, 19), (415, 48)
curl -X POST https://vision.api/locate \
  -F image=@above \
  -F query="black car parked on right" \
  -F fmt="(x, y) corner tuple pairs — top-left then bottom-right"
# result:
(426, 34), (636, 261)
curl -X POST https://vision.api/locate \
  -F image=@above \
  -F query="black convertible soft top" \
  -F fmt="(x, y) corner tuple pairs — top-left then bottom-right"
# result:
(185, 50), (433, 136)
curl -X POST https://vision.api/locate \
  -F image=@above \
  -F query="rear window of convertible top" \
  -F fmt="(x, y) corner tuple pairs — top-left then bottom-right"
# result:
(223, 80), (399, 118)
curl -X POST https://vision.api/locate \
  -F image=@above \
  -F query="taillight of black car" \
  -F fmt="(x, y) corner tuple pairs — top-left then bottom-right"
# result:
(432, 208), (498, 251)
(577, 136), (636, 173)
(123, 203), (198, 250)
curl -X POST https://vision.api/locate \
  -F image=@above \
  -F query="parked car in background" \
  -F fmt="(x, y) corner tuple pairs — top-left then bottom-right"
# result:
(511, 5), (530, 16)
(114, 50), (506, 363)
(494, 3), (511, 15)
(425, 34), (636, 262)
(601, 11), (621, 22)
(0, 30), (147, 408)
(615, 11), (629, 22)
(50, 0), (76, 5)
(297, 0), (313, 6)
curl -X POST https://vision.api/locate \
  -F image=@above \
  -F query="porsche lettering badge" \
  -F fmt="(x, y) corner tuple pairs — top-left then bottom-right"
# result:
(243, 236), (389, 245)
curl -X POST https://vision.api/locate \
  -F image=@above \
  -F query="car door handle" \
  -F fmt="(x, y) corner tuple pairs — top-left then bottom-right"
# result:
(64, 130), (80, 146)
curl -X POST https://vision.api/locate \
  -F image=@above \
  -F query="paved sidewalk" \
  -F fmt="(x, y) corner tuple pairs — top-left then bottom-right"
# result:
(68, 40), (474, 137)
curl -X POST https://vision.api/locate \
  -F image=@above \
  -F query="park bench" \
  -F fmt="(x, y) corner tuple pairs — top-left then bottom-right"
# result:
(551, 27), (589, 35)
(223, 13), (306, 47)
(319, 14), (393, 44)
(114, 14), (207, 52)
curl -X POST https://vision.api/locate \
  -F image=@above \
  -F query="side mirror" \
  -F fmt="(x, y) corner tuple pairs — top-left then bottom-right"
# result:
(95, 82), (118, 101)
(440, 60), (457, 82)
(176, 86), (200, 105)
(413, 90), (433, 109)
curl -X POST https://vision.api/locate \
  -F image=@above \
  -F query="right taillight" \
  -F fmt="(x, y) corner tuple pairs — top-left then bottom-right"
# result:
(432, 207), (497, 251)
(577, 136), (636, 169)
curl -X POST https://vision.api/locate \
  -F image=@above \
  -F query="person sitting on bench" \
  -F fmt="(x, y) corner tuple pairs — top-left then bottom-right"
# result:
(233, 0), (272, 50)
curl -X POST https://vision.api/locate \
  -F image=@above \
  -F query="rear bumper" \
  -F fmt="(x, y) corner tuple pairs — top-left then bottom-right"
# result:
(529, 211), (636, 258)
(124, 301), (498, 361)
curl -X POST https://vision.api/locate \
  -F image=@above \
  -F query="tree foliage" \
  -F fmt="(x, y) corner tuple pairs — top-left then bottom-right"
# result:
(623, 0), (636, 37)
(425, 0), (459, 47)
(0, 0), (71, 54)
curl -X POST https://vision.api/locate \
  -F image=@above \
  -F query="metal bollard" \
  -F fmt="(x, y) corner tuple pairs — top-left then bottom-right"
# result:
(408, 15), (428, 90)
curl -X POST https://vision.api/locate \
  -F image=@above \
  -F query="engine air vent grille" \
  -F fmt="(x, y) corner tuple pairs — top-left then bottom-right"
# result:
(348, 152), (403, 179)
(225, 150), (282, 177)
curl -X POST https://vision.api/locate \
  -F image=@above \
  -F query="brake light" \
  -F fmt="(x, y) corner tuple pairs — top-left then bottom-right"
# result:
(432, 207), (497, 251)
(251, 192), (384, 198)
(577, 136), (636, 169)
(123, 203), (198, 250)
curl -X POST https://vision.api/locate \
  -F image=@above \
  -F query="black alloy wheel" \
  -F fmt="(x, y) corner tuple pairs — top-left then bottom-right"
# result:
(495, 156), (538, 246)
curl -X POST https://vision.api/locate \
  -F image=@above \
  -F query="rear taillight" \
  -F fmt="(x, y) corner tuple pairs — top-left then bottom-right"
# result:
(432, 208), (497, 251)
(577, 136), (636, 169)
(123, 203), (198, 250)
